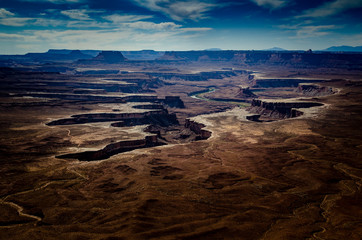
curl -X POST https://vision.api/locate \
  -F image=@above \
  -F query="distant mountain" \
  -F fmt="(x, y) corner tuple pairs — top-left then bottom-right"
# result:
(122, 50), (164, 60)
(91, 51), (127, 63)
(47, 49), (73, 54)
(48, 49), (163, 60)
(204, 48), (222, 51)
(158, 50), (362, 69)
(323, 46), (362, 52)
(47, 49), (101, 57)
(263, 47), (287, 51)
(24, 50), (93, 62)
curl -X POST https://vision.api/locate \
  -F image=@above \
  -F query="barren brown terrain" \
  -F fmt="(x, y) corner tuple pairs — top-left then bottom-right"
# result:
(0, 53), (362, 239)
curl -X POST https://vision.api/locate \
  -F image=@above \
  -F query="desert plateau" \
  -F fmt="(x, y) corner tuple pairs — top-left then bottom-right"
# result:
(0, 49), (361, 239)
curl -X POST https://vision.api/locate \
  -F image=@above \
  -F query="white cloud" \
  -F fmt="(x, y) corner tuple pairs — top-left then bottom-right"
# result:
(180, 27), (212, 31)
(0, 17), (34, 27)
(0, 8), (15, 18)
(295, 25), (338, 38)
(123, 21), (182, 31)
(20, 0), (86, 4)
(103, 14), (153, 23)
(280, 24), (340, 39)
(132, 0), (219, 21)
(0, 33), (28, 40)
(0, 16), (65, 27)
(297, 0), (362, 18)
(65, 20), (108, 28)
(1, 21), (213, 52)
(61, 9), (91, 20)
(33, 18), (65, 26)
(0, 5), (214, 53)
(250, 0), (289, 9)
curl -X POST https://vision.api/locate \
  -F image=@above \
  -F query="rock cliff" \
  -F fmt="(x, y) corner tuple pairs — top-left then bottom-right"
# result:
(48, 109), (178, 127)
(79, 51), (127, 64)
(248, 99), (323, 120)
(58, 135), (161, 161)
(157, 51), (362, 69)
(296, 84), (335, 96)
(148, 71), (237, 82)
(253, 78), (323, 88)
(184, 119), (212, 140)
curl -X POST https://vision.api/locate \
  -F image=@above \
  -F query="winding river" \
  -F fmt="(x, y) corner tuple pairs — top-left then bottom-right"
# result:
(189, 87), (250, 107)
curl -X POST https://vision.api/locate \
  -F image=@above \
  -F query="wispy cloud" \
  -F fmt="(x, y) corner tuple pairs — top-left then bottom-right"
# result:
(294, 25), (340, 38)
(0, 17), (34, 27)
(103, 14), (153, 23)
(250, 0), (289, 9)
(61, 9), (92, 20)
(2, 24), (211, 52)
(123, 21), (182, 31)
(0, 7), (213, 53)
(180, 27), (212, 32)
(19, 0), (86, 3)
(0, 8), (15, 18)
(0, 8), (67, 27)
(0, 33), (29, 40)
(280, 23), (341, 39)
(297, 0), (362, 18)
(131, 0), (219, 21)
(0, 16), (65, 27)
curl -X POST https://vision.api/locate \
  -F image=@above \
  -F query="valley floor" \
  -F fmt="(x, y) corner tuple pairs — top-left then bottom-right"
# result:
(0, 65), (361, 239)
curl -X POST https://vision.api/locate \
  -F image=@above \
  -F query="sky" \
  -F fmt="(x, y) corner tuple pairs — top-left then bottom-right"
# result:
(0, 0), (362, 54)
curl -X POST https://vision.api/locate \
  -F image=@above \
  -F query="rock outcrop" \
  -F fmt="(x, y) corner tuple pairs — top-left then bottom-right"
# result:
(253, 78), (323, 88)
(23, 50), (93, 62)
(235, 87), (257, 98)
(92, 51), (127, 63)
(296, 84), (335, 96)
(79, 51), (127, 64)
(148, 71), (238, 81)
(163, 96), (185, 108)
(121, 50), (164, 60)
(248, 99), (323, 120)
(157, 51), (362, 69)
(58, 135), (161, 161)
(48, 109), (179, 127)
(184, 119), (212, 140)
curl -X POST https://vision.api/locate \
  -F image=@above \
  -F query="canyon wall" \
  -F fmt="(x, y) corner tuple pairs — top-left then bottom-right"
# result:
(296, 84), (335, 96)
(79, 51), (127, 64)
(148, 71), (237, 81)
(158, 51), (362, 69)
(58, 135), (160, 161)
(184, 119), (212, 140)
(48, 109), (179, 127)
(253, 79), (323, 88)
(248, 99), (323, 120)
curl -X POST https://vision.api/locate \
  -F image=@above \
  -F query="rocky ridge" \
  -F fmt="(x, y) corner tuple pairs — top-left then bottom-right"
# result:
(158, 50), (362, 69)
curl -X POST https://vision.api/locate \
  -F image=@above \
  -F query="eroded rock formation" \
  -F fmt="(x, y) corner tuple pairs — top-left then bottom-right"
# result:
(55, 112), (211, 160)
(253, 78), (323, 88)
(148, 71), (238, 81)
(235, 87), (257, 98)
(158, 50), (362, 69)
(48, 109), (178, 126)
(89, 51), (127, 64)
(296, 84), (335, 96)
(247, 99), (323, 120)
(163, 96), (185, 108)
(58, 135), (161, 161)
(184, 119), (212, 140)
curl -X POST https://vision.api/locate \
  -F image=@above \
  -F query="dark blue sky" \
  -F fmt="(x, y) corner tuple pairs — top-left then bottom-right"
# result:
(0, 0), (361, 54)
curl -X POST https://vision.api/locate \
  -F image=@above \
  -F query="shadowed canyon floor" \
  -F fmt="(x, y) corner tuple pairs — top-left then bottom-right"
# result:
(0, 59), (362, 239)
